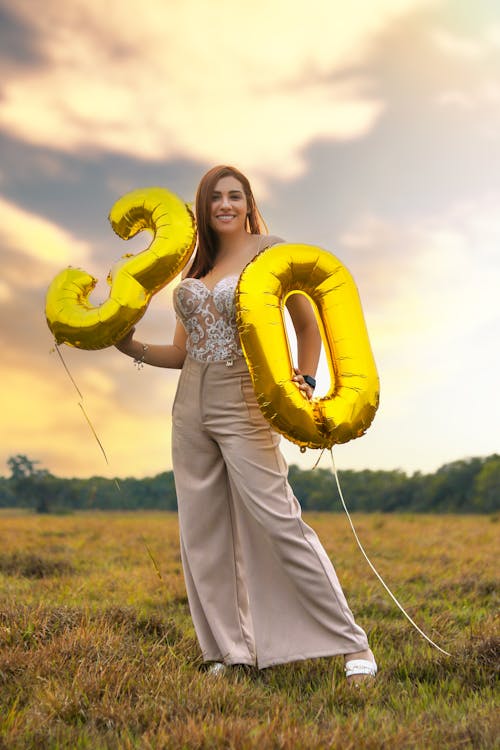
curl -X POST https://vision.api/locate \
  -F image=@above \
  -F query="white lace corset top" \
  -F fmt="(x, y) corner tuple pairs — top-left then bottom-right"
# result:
(173, 276), (243, 362)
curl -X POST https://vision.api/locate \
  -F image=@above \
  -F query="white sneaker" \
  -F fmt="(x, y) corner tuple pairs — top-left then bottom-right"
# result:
(344, 658), (378, 680)
(206, 662), (227, 677)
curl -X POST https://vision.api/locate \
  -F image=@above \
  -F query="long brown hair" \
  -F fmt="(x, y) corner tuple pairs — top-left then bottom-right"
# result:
(187, 165), (267, 279)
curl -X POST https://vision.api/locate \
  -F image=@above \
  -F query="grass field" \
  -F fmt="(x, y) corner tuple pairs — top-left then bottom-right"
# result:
(0, 511), (498, 749)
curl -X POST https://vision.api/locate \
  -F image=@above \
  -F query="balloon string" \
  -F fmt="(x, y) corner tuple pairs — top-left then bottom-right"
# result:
(52, 343), (111, 467)
(327, 449), (451, 657)
(78, 402), (109, 465)
(311, 448), (325, 470)
(52, 354), (155, 565)
(54, 343), (83, 399)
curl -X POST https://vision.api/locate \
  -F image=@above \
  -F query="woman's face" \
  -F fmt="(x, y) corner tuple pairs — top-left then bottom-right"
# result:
(209, 175), (249, 235)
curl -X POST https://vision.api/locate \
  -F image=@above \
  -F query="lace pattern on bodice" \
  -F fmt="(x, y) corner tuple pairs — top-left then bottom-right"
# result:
(173, 276), (243, 362)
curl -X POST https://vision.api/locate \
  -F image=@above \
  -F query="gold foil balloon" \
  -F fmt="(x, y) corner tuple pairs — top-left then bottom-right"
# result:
(45, 187), (196, 349)
(236, 243), (379, 449)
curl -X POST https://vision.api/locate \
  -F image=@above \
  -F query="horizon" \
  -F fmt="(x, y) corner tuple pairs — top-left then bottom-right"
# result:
(2, 450), (496, 482)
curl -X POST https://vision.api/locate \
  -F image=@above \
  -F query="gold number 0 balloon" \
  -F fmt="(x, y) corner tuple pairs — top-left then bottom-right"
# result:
(236, 243), (380, 449)
(45, 187), (196, 349)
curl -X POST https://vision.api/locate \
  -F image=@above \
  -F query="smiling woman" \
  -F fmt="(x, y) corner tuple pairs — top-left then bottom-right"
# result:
(186, 166), (267, 281)
(115, 165), (378, 687)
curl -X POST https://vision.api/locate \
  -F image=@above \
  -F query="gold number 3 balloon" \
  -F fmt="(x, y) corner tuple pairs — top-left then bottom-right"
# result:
(236, 244), (379, 449)
(45, 187), (196, 349)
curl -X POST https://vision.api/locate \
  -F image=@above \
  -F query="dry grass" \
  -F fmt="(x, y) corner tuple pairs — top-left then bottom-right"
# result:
(0, 511), (498, 749)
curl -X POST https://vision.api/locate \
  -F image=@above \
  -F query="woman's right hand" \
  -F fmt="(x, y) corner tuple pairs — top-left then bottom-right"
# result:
(292, 368), (315, 401)
(114, 326), (136, 354)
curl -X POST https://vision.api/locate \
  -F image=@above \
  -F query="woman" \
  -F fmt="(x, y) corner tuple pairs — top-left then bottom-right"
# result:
(116, 165), (377, 684)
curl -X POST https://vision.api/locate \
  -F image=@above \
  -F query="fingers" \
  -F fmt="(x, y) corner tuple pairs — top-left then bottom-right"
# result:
(300, 383), (314, 400)
(292, 371), (314, 401)
(300, 385), (314, 400)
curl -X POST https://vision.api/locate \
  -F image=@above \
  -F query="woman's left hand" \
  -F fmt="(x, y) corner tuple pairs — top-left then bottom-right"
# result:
(292, 368), (314, 401)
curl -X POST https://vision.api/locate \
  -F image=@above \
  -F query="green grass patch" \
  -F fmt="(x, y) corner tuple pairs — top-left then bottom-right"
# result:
(0, 512), (497, 749)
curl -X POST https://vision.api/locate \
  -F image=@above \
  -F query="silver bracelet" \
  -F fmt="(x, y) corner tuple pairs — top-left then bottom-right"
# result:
(133, 344), (149, 369)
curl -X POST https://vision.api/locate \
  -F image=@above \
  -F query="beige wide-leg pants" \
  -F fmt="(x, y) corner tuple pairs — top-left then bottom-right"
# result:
(171, 355), (369, 668)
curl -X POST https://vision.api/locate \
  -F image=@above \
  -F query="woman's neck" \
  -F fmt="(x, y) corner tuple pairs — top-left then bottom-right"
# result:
(216, 231), (257, 261)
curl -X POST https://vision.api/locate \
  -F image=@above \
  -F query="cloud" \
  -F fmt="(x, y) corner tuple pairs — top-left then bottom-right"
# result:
(0, 195), (91, 269)
(339, 193), (500, 355)
(431, 24), (500, 130)
(0, 2), (43, 68)
(313, 194), (499, 467)
(0, 0), (438, 180)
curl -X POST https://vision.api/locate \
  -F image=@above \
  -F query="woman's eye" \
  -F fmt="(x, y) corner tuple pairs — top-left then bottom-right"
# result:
(211, 192), (243, 201)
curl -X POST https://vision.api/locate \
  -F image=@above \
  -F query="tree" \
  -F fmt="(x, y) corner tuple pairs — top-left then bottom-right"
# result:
(472, 455), (500, 512)
(7, 455), (53, 514)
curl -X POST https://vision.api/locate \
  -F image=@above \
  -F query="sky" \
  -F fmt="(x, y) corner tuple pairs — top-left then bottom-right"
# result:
(0, 0), (499, 480)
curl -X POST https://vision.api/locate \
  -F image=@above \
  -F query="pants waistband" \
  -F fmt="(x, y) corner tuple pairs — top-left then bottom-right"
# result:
(183, 355), (248, 374)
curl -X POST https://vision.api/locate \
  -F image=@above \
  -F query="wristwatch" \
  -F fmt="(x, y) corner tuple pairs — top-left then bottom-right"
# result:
(303, 374), (316, 389)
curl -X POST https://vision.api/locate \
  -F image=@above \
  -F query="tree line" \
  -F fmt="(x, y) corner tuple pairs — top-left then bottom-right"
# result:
(1, 454), (498, 515)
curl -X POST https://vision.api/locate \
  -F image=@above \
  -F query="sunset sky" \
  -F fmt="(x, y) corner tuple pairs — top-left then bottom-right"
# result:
(1, 0), (499, 480)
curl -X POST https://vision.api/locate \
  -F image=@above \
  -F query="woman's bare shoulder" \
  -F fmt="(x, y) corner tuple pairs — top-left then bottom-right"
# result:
(262, 234), (285, 248)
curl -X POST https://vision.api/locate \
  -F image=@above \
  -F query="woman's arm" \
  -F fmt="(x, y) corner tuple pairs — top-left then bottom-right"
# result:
(115, 320), (187, 369)
(286, 294), (321, 399)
